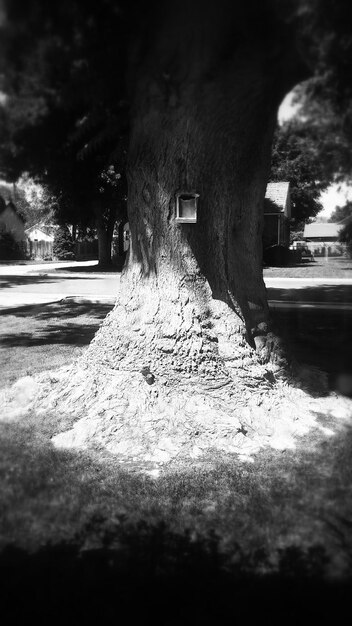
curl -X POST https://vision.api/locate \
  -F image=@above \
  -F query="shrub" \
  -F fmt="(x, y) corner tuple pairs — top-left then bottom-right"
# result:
(338, 220), (352, 258)
(53, 225), (75, 260)
(0, 232), (24, 260)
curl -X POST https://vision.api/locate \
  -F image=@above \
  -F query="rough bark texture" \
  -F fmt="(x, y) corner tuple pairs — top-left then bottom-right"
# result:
(20, 1), (320, 466)
(88, 0), (299, 374)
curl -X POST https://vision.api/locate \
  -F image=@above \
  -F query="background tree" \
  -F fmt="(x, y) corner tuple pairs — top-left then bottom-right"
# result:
(0, 0), (129, 264)
(270, 121), (330, 235)
(0, 231), (24, 260)
(338, 219), (352, 257)
(1, 175), (57, 227)
(328, 201), (352, 223)
(270, 4), (352, 237)
(52, 224), (75, 261)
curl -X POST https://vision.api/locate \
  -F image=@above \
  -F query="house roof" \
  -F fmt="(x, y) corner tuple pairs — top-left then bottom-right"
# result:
(0, 196), (25, 222)
(265, 182), (290, 210)
(26, 223), (56, 234)
(26, 226), (54, 242)
(25, 223), (56, 241)
(303, 223), (343, 239)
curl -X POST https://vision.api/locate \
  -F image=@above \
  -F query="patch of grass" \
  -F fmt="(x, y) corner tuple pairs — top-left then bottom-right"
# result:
(54, 260), (124, 273)
(1, 408), (352, 581)
(0, 301), (113, 388)
(264, 257), (352, 278)
(271, 307), (352, 382)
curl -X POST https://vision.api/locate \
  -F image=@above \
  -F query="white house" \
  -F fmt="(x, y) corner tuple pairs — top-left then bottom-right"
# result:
(26, 224), (54, 259)
(263, 181), (291, 249)
(303, 222), (345, 256)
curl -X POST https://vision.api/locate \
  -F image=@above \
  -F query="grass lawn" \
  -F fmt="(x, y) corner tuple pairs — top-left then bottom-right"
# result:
(264, 256), (352, 278)
(1, 300), (352, 622)
(0, 301), (113, 389)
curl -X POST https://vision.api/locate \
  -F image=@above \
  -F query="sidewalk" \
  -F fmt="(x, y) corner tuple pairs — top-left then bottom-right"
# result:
(0, 261), (119, 308)
(0, 260), (109, 277)
(1, 261), (352, 310)
(0, 293), (116, 308)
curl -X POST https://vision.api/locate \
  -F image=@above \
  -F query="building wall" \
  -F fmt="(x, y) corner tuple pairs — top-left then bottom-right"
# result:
(27, 239), (53, 259)
(263, 214), (290, 248)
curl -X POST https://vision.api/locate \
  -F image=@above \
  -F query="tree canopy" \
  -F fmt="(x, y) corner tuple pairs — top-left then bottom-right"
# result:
(270, 120), (329, 230)
(0, 0), (129, 261)
(2, 1), (352, 249)
(329, 201), (352, 223)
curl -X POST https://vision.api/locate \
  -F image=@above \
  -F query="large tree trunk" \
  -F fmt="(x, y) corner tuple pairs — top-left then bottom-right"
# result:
(38, 2), (316, 464)
(89, 1), (296, 369)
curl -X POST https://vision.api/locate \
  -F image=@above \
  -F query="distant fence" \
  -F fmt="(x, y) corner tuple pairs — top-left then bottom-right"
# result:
(26, 240), (53, 259)
(305, 241), (346, 257)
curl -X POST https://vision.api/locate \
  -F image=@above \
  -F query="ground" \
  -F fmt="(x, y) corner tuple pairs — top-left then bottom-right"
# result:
(1, 259), (352, 622)
(0, 300), (113, 388)
(263, 256), (352, 279)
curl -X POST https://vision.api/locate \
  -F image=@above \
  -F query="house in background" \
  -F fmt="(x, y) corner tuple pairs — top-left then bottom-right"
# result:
(0, 194), (26, 245)
(263, 182), (291, 250)
(25, 224), (55, 259)
(303, 222), (345, 256)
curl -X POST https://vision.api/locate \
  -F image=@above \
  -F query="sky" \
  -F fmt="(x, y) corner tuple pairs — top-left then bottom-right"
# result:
(318, 183), (352, 219)
(278, 93), (352, 220)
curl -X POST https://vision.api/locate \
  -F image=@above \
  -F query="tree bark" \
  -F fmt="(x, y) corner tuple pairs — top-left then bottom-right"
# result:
(87, 1), (301, 372)
(44, 1), (315, 461)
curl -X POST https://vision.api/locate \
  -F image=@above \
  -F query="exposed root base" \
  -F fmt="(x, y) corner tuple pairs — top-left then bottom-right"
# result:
(3, 360), (352, 475)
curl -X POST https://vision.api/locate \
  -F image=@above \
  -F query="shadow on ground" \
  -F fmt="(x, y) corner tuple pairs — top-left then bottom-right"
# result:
(0, 302), (114, 388)
(0, 274), (101, 289)
(55, 259), (125, 273)
(0, 301), (113, 321)
(1, 540), (351, 625)
(270, 312), (352, 391)
(267, 284), (352, 395)
(1, 410), (352, 624)
(267, 284), (352, 303)
(0, 324), (102, 347)
(0, 303), (114, 348)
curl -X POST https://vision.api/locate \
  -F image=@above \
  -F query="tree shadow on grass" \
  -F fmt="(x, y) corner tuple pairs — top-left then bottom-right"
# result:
(55, 261), (124, 273)
(0, 323), (101, 347)
(0, 301), (114, 321)
(270, 305), (352, 389)
(0, 303), (114, 348)
(268, 284), (352, 393)
(1, 538), (351, 625)
(1, 417), (352, 624)
(267, 284), (352, 303)
(0, 274), (101, 288)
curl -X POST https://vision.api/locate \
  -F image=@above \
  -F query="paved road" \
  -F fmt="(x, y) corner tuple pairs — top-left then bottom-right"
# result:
(1, 261), (352, 308)
(0, 261), (120, 306)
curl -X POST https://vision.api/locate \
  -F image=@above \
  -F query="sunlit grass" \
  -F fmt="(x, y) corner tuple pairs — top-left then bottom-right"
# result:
(0, 301), (113, 389)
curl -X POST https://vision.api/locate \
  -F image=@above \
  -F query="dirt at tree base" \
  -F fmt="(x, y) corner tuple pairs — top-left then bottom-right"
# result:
(2, 361), (352, 476)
